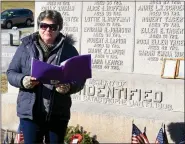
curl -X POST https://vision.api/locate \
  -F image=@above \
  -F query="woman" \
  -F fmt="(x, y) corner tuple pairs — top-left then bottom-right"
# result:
(6, 10), (85, 144)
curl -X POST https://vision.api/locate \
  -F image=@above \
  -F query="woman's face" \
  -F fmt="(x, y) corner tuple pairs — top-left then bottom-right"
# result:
(39, 18), (59, 45)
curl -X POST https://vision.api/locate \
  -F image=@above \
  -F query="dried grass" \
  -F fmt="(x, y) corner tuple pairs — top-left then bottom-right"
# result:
(1, 74), (8, 94)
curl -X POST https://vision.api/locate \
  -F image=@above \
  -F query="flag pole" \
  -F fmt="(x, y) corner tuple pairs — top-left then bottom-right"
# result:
(161, 123), (164, 129)
(144, 126), (146, 133)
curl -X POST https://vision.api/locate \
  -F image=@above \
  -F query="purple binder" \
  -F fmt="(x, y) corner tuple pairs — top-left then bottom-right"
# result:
(31, 54), (92, 84)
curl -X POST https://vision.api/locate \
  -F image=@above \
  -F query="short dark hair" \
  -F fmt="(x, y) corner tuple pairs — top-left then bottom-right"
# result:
(37, 10), (63, 31)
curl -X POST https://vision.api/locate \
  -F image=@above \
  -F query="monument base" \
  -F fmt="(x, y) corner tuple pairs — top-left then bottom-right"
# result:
(70, 101), (184, 143)
(1, 93), (19, 131)
(2, 74), (184, 143)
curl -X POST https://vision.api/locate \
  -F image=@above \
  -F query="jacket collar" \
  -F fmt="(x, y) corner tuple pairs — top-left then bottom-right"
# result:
(21, 32), (76, 47)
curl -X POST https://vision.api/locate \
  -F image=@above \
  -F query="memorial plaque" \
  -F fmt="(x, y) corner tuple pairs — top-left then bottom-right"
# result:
(81, 2), (135, 72)
(35, 2), (82, 51)
(134, 1), (184, 75)
(72, 77), (184, 112)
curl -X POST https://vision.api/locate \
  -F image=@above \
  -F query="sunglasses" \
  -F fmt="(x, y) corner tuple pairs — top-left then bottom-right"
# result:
(39, 23), (59, 31)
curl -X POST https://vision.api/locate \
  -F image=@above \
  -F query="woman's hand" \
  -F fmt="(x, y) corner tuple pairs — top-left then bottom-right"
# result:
(55, 83), (70, 94)
(22, 76), (40, 89)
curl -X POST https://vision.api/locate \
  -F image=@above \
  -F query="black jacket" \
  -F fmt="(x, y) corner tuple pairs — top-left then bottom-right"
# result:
(6, 32), (85, 121)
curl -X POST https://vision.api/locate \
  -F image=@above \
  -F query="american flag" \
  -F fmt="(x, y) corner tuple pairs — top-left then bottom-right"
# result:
(155, 128), (163, 144)
(143, 127), (150, 144)
(131, 124), (149, 144)
(14, 124), (24, 144)
(155, 124), (169, 144)
(163, 124), (168, 144)
(3, 131), (9, 144)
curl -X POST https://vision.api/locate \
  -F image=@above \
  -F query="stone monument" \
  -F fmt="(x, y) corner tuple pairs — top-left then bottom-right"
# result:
(1, 45), (19, 131)
(7, 29), (21, 46)
(1, 33), (13, 46)
(34, 1), (184, 143)
(1, 1), (184, 143)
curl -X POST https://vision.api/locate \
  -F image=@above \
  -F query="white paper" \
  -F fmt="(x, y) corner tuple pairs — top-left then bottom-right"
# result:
(163, 60), (176, 77)
(178, 60), (184, 77)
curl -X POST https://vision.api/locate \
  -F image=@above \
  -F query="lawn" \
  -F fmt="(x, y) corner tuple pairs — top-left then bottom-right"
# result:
(1, 1), (35, 14)
(0, 74), (8, 94)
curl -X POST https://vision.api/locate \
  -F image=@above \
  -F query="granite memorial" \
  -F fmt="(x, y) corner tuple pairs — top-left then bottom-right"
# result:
(1, 1), (184, 143)
(7, 29), (21, 46)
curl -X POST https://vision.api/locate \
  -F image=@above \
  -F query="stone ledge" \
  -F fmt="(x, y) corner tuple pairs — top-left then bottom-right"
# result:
(1, 94), (184, 143)
(92, 71), (184, 85)
(2, 94), (183, 123)
(70, 101), (184, 143)
(71, 101), (184, 122)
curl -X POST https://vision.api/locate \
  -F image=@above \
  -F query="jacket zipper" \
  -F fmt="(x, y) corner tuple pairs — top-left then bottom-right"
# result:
(46, 88), (55, 121)
(45, 43), (64, 121)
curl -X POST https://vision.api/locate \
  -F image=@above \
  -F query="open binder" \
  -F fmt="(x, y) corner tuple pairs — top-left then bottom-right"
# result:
(31, 54), (92, 84)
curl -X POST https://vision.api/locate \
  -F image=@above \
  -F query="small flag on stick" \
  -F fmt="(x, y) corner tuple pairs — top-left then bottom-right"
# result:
(131, 123), (149, 144)
(3, 130), (9, 144)
(155, 124), (169, 144)
(14, 124), (24, 144)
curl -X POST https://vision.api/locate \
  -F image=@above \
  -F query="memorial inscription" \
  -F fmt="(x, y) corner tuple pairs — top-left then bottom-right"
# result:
(81, 2), (135, 72)
(134, 1), (184, 75)
(35, 1), (184, 75)
(72, 79), (173, 111)
(35, 2), (82, 49)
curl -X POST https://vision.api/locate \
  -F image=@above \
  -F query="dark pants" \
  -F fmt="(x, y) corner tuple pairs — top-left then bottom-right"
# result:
(20, 118), (68, 144)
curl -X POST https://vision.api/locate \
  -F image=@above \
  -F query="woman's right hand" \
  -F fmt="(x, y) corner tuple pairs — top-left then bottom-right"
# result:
(22, 76), (40, 89)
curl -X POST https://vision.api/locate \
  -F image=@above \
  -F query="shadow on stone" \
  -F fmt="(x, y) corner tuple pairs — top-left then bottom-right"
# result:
(167, 122), (185, 143)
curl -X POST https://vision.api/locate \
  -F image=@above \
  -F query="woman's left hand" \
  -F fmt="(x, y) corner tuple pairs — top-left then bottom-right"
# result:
(55, 83), (70, 94)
